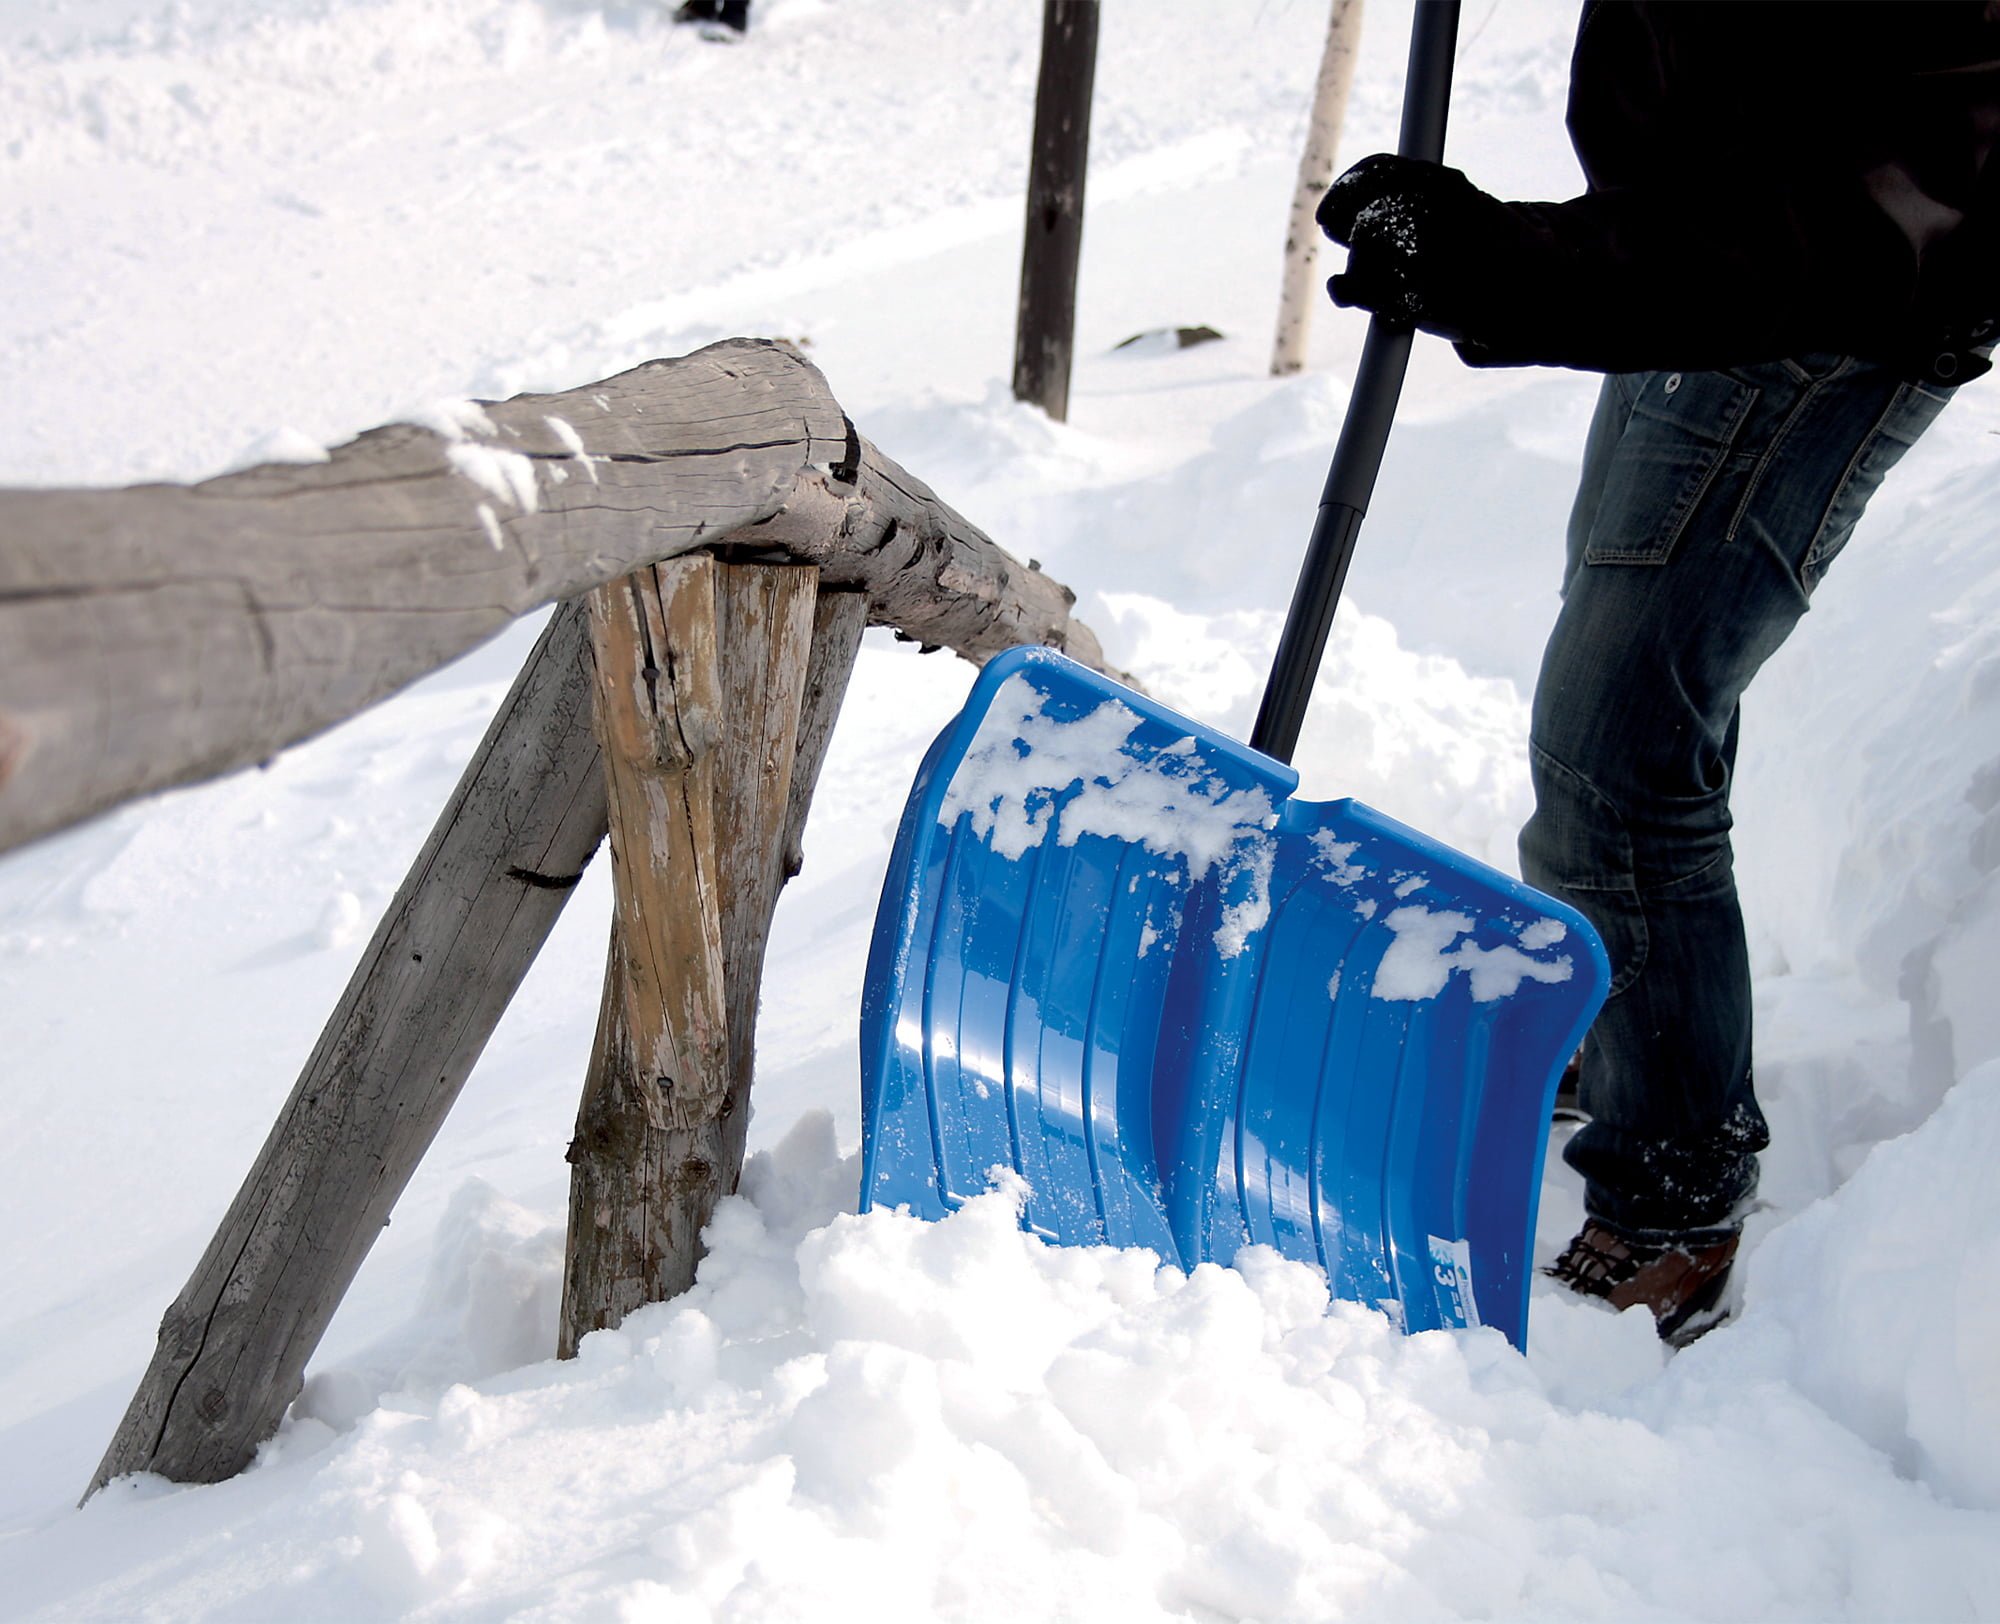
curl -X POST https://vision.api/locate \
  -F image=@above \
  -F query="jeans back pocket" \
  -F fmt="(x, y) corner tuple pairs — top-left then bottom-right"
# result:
(1583, 369), (1760, 566)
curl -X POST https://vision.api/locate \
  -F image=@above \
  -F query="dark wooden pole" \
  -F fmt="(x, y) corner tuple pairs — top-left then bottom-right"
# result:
(1012, 0), (1099, 422)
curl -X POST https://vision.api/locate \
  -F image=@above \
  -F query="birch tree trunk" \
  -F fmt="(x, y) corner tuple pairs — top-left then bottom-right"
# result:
(1271, 0), (1366, 377)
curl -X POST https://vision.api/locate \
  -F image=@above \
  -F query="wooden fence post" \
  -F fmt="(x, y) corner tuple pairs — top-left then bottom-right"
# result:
(1013, 0), (1100, 422)
(558, 561), (846, 1352)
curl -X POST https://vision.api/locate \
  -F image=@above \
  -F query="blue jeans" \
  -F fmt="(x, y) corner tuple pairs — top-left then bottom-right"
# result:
(1519, 355), (1955, 1241)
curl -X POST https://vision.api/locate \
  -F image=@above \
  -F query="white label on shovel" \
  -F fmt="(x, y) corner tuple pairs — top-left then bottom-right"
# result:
(1427, 1233), (1482, 1330)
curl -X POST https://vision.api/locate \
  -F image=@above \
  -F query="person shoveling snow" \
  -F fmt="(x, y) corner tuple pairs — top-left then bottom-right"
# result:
(1321, 0), (2000, 1344)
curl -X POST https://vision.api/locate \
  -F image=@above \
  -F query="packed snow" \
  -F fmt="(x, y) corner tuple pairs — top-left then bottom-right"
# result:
(938, 677), (1279, 875)
(1371, 904), (1574, 1003)
(938, 672), (1283, 957)
(4, 0), (1999, 1618)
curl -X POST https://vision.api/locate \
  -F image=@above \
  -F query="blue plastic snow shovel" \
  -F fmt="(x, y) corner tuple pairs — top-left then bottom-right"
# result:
(858, 0), (1610, 1350)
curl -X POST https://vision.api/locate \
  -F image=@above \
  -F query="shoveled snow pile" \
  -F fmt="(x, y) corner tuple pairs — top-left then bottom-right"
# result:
(3, 0), (1999, 1619)
(22, 1109), (2000, 1622)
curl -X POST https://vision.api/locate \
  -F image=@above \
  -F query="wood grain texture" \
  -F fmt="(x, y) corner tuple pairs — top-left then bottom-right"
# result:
(558, 559), (822, 1355)
(560, 558), (735, 1355)
(711, 566), (820, 1187)
(88, 597), (610, 1496)
(0, 338), (1117, 858)
(781, 591), (868, 885)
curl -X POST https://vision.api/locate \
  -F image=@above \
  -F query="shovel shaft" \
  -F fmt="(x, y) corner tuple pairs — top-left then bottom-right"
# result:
(1251, 0), (1460, 766)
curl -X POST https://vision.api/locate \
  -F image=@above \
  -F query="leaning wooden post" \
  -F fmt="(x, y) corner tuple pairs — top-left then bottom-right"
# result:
(1012, 0), (1100, 422)
(713, 573), (860, 1194)
(88, 600), (609, 1496)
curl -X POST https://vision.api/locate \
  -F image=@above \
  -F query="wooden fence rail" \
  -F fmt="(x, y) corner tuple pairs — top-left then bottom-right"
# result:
(0, 338), (1113, 859)
(10, 339), (1125, 1495)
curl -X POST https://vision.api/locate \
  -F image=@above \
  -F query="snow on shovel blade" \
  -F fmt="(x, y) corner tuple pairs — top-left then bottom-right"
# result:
(859, 647), (1609, 1350)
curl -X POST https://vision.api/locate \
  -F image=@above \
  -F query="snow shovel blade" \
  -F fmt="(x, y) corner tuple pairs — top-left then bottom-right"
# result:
(859, 646), (1610, 1349)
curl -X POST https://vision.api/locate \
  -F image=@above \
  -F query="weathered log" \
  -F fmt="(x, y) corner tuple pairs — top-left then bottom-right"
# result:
(88, 598), (610, 1497)
(712, 566), (824, 1181)
(780, 591), (869, 885)
(558, 560), (821, 1352)
(0, 338), (1115, 859)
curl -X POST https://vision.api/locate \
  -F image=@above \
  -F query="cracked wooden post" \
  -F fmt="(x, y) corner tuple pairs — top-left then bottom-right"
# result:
(559, 559), (843, 1353)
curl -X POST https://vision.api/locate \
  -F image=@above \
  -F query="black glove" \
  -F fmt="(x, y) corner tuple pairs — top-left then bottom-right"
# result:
(1317, 153), (1540, 348)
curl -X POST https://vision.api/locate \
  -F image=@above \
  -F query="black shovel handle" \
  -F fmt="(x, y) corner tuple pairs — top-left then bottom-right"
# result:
(1250, 0), (1461, 765)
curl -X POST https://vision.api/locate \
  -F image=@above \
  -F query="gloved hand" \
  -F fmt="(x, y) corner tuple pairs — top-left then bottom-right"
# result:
(1317, 153), (1535, 346)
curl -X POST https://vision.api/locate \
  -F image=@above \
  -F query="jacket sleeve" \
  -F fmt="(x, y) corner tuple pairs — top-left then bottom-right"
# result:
(1459, 1), (2000, 382)
(1455, 179), (1923, 376)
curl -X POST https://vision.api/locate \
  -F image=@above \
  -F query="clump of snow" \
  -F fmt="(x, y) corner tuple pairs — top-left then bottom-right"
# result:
(939, 673), (1278, 956)
(939, 676), (1143, 861)
(541, 414), (598, 482)
(1519, 917), (1568, 951)
(312, 888), (364, 950)
(446, 441), (539, 511)
(403, 399), (499, 443)
(1373, 904), (1574, 1003)
(292, 1177), (567, 1444)
(1212, 836), (1275, 959)
(1310, 832), (1366, 884)
(220, 427), (330, 472)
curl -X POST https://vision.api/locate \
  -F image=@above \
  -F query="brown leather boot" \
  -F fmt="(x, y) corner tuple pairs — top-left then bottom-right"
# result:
(1545, 1219), (1739, 1347)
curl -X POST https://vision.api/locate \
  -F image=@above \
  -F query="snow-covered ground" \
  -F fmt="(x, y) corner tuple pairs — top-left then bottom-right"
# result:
(3, 0), (1999, 1617)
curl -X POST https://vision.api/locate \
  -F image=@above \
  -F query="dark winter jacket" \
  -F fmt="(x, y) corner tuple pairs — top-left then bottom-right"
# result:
(1468, 0), (2000, 384)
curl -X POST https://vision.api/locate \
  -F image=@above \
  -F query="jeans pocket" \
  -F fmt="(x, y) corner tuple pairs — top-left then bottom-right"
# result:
(1583, 369), (1761, 566)
(1802, 379), (1953, 590)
